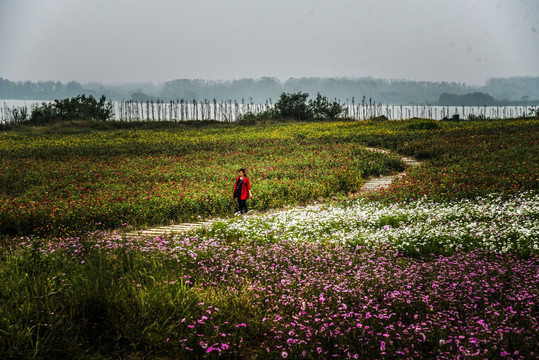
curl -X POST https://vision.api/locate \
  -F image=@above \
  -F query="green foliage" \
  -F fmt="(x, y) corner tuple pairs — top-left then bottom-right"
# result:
(29, 95), (114, 124)
(467, 114), (488, 121)
(274, 92), (312, 120)
(10, 107), (30, 123)
(528, 106), (539, 119)
(309, 92), (348, 119)
(274, 92), (347, 120)
(0, 238), (244, 358)
(241, 92), (348, 121)
(405, 119), (440, 130)
(236, 108), (280, 124)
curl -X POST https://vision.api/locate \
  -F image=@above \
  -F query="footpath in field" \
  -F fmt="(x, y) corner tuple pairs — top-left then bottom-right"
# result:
(121, 147), (421, 238)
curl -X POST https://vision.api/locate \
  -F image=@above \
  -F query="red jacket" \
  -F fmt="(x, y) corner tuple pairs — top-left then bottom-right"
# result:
(233, 176), (251, 200)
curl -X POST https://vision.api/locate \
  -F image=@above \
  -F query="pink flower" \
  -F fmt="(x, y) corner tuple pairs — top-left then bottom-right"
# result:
(282, 351), (288, 358)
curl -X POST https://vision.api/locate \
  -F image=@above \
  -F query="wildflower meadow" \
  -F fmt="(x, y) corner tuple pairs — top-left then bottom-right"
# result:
(0, 118), (538, 359)
(0, 122), (405, 237)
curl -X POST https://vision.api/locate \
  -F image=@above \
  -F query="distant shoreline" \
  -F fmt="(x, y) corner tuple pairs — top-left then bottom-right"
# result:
(2, 76), (539, 105)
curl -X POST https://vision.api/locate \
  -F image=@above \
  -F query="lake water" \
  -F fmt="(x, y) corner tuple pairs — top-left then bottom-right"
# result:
(1, 99), (536, 123)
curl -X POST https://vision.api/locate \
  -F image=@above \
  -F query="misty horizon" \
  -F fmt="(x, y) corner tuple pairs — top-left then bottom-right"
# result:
(1, 74), (529, 87)
(2, 75), (539, 106)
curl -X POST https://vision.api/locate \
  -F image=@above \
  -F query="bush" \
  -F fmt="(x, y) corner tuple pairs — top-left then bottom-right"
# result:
(236, 108), (280, 124)
(237, 92), (347, 122)
(467, 114), (488, 121)
(274, 92), (312, 120)
(528, 106), (539, 119)
(29, 95), (114, 124)
(309, 92), (348, 119)
(405, 119), (440, 130)
(11, 107), (30, 123)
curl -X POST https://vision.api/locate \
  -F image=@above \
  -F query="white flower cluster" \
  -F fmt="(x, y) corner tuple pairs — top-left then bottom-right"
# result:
(205, 192), (539, 254)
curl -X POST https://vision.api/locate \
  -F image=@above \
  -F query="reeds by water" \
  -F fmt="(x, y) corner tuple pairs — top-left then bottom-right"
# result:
(1, 100), (536, 123)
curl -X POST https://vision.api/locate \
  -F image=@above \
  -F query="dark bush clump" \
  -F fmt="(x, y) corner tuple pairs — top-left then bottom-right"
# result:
(238, 92), (347, 122)
(29, 95), (113, 124)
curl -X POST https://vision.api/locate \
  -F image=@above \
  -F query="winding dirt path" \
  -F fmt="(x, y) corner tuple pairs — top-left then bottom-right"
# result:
(360, 147), (421, 191)
(120, 148), (422, 238)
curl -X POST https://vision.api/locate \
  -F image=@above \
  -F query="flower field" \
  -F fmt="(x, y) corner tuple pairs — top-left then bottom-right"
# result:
(0, 123), (409, 237)
(360, 120), (538, 202)
(1, 119), (538, 237)
(1, 119), (538, 359)
(206, 191), (539, 256)
(2, 228), (537, 358)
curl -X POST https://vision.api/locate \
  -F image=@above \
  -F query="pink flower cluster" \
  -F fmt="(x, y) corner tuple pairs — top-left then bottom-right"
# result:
(19, 233), (538, 358)
(187, 239), (538, 358)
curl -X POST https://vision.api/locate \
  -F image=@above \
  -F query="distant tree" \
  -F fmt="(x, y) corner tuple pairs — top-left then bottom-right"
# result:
(438, 92), (499, 106)
(65, 81), (83, 94)
(131, 91), (151, 102)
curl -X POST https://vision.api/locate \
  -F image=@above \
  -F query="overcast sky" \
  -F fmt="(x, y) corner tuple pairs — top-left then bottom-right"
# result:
(1, 0), (538, 85)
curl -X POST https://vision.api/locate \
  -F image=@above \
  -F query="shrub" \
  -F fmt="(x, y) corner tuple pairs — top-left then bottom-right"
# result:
(274, 92), (313, 120)
(249, 92), (347, 121)
(11, 107), (30, 123)
(309, 92), (348, 119)
(467, 114), (488, 121)
(29, 95), (114, 124)
(528, 106), (539, 119)
(405, 119), (440, 130)
(236, 108), (280, 124)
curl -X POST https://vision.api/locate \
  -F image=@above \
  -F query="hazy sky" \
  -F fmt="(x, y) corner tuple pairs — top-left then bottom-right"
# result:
(1, 0), (538, 85)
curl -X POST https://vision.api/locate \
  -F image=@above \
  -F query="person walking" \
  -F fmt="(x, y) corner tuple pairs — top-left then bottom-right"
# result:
(233, 168), (252, 214)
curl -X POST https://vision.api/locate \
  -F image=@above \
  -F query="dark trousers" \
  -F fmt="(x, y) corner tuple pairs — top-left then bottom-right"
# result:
(237, 198), (247, 213)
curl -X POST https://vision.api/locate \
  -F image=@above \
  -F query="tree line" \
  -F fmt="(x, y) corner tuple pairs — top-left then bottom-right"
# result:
(1, 76), (539, 106)
(3, 93), (536, 125)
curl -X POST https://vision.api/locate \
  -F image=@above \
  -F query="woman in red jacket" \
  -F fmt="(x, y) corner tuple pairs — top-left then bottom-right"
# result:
(233, 168), (252, 214)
